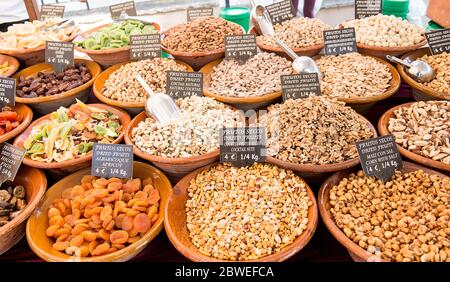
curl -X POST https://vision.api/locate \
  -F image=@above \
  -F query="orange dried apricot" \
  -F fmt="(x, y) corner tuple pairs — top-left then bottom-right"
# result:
(115, 214), (126, 229)
(91, 188), (108, 198)
(64, 214), (76, 227)
(121, 216), (133, 231)
(92, 242), (110, 256)
(142, 177), (153, 186)
(72, 223), (88, 235)
(80, 230), (97, 242)
(88, 240), (98, 255)
(122, 179), (141, 193)
(133, 213), (152, 233)
(54, 228), (71, 237)
(98, 229), (110, 241)
(107, 181), (122, 192)
(53, 241), (70, 251)
(46, 225), (60, 237)
(69, 235), (84, 247)
(148, 189), (160, 205)
(81, 175), (95, 184)
(49, 215), (64, 227)
(110, 230), (129, 245)
(100, 206), (112, 221)
(48, 207), (61, 218)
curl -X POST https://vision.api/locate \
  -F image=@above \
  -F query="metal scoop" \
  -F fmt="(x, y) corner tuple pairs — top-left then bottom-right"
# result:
(117, 11), (153, 25)
(135, 74), (181, 124)
(386, 55), (436, 83)
(41, 19), (75, 32)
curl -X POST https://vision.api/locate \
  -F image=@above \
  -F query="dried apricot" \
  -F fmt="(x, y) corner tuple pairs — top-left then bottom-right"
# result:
(70, 186), (85, 199)
(142, 177), (153, 186)
(134, 191), (148, 200)
(81, 175), (95, 184)
(80, 230), (97, 242)
(122, 179), (141, 193)
(111, 244), (125, 250)
(100, 206), (112, 221)
(88, 240), (98, 255)
(46, 225), (60, 237)
(64, 214), (76, 227)
(48, 207), (61, 218)
(110, 230), (129, 245)
(91, 188), (108, 198)
(92, 242), (110, 256)
(133, 213), (152, 233)
(121, 216), (133, 231)
(107, 181), (122, 192)
(69, 235), (84, 247)
(72, 224), (88, 235)
(54, 228), (71, 237)
(115, 214), (126, 229)
(98, 229), (110, 241)
(148, 189), (160, 205)
(53, 241), (70, 252)
(49, 215), (64, 227)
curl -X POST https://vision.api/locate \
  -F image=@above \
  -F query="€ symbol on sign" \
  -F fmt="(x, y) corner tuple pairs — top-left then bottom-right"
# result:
(96, 167), (106, 174)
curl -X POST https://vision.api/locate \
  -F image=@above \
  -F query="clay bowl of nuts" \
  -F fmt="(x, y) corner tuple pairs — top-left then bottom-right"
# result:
(319, 161), (450, 262)
(339, 15), (427, 58)
(0, 54), (20, 77)
(165, 162), (319, 262)
(161, 17), (244, 70)
(313, 53), (401, 113)
(26, 161), (172, 262)
(397, 48), (450, 101)
(13, 102), (131, 177)
(74, 21), (160, 68)
(13, 59), (101, 115)
(378, 101), (450, 172)
(93, 58), (193, 114)
(0, 103), (33, 144)
(0, 165), (47, 255)
(125, 96), (244, 182)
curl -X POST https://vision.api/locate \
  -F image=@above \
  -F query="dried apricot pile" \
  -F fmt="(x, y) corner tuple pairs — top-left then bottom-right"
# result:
(46, 175), (160, 257)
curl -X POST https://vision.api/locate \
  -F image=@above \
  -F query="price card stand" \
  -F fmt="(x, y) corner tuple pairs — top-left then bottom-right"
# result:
(91, 144), (134, 179)
(165, 71), (203, 99)
(425, 28), (450, 55)
(323, 28), (358, 55)
(40, 4), (65, 20)
(265, 0), (295, 24)
(354, 0), (382, 19)
(130, 34), (162, 60)
(220, 127), (266, 167)
(187, 7), (214, 22)
(224, 34), (258, 63)
(356, 135), (403, 182)
(110, 1), (137, 19)
(281, 73), (321, 101)
(45, 41), (74, 73)
(0, 143), (25, 184)
(0, 78), (16, 108)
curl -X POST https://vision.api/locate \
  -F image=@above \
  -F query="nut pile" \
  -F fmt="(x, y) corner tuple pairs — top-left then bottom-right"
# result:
(0, 182), (27, 227)
(388, 101), (450, 165)
(186, 163), (312, 261)
(316, 53), (392, 98)
(46, 175), (161, 257)
(208, 52), (293, 97)
(329, 170), (450, 262)
(16, 63), (92, 98)
(102, 58), (187, 103)
(132, 96), (242, 158)
(342, 14), (424, 47)
(261, 96), (374, 164)
(419, 52), (450, 95)
(162, 17), (242, 52)
(257, 17), (330, 49)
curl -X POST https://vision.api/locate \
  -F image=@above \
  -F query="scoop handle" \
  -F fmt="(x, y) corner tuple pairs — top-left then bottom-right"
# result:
(135, 74), (154, 97)
(275, 38), (299, 60)
(386, 55), (412, 68)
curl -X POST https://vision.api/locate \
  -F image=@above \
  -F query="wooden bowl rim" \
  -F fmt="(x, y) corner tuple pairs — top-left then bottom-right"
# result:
(200, 58), (283, 104)
(377, 101), (450, 172)
(25, 161), (172, 262)
(0, 54), (20, 77)
(0, 103), (33, 143)
(318, 161), (449, 262)
(164, 162), (319, 262)
(312, 54), (401, 104)
(13, 59), (101, 104)
(93, 59), (194, 108)
(266, 113), (378, 173)
(13, 103), (131, 169)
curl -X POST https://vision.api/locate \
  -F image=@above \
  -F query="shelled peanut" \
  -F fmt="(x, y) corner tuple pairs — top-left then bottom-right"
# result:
(46, 175), (160, 257)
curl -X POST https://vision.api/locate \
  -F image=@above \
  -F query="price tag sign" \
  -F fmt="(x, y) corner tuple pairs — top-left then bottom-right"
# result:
(0, 143), (25, 184)
(225, 34), (258, 62)
(166, 71), (203, 99)
(323, 28), (357, 55)
(130, 34), (161, 60)
(187, 7), (214, 22)
(91, 144), (133, 179)
(40, 4), (65, 20)
(356, 135), (403, 182)
(220, 127), (266, 167)
(266, 0), (295, 24)
(110, 1), (137, 20)
(425, 29), (450, 55)
(354, 0), (382, 19)
(281, 73), (321, 101)
(0, 77), (16, 107)
(45, 41), (74, 73)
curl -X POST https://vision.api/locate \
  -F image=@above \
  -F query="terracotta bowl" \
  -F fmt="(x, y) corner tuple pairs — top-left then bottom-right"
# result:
(161, 23), (244, 71)
(318, 161), (449, 262)
(0, 165), (47, 255)
(397, 48), (449, 101)
(0, 32), (78, 67)
(74, 23), (161, 68)
(13, 103), (131, 177)
(249, 27), (323, 59)
(165, 162), (319, 262)
(0, 54), (20, 77)
(313, 54), (401, 114)
(93, 60), (193, 115)
(200, 58), (283, 110)
(0, 103), (33, 144)
(26, 161), (172, 262)
(13, 59), (101, 115)
(378, 102), (450, 172)
(265, 114), (378, 182)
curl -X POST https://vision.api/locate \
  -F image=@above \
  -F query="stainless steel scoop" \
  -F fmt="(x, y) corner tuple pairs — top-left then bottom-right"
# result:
(386, 55), (436, 83)
(135, 74), (181, 124)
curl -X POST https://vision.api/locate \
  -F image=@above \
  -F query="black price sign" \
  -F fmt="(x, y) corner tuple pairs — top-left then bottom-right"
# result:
(0, 143), (25, 184)
(187, 7), (214, 22)
(130, 34), (161, 60)
(225, 34), (258, 62)
(45, 41), (74, 73)
(266, 0), (295, 24)
(91, 144), (133, 179)
(425, 29), (450, 55)
(40, 4), (65, 20)
(356, 135), (403, 182)
(220, 127), (266, 167)
(281, 73), (321, 101)
(354, 0), (382, 19)
(323, 28), (357, 55)
(0, 77), (16, 107)
(110, 1), (137, 20)
(166, 71), (203, 99)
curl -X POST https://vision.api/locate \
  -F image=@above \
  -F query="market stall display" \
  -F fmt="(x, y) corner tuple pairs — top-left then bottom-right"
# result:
(0, 55), (19, 77)
(0, 104), (33, 144)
